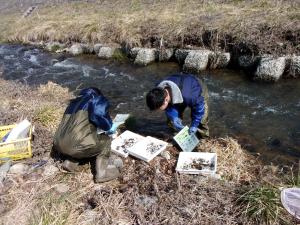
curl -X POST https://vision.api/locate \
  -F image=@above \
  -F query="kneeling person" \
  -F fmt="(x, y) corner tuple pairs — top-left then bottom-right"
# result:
(146, 73), (209, 138)
(53, 87), (119, 183)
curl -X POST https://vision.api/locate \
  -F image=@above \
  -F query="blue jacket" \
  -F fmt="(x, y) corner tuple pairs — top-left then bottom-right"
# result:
(64, 88), (112, 131)
(54, 88), (113, 158)
(157, 74), (206, 128)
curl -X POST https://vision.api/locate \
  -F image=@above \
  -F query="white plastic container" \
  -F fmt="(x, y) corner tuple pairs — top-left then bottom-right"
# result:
(173, 126), (199, 152)
(128, 136), (168, 162)
(3, 119), (31, 142)
(111, 130), (145, 157)
(176, 152), (217, 175)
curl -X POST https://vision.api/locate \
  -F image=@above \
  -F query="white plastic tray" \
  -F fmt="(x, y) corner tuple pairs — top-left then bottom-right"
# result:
(173, 126), (199, 152)
(128, 136), (168, 162)
(176, 152), (217, 175)
(111, 130), (145, 157)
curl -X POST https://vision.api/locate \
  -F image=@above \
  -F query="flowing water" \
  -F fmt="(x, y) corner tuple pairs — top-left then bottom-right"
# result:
(0, 44), (299, 164)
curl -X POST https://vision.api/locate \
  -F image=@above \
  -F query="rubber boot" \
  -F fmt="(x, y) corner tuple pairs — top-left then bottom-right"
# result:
(95, 155), (120, 183)
(62, 159), (79, 172)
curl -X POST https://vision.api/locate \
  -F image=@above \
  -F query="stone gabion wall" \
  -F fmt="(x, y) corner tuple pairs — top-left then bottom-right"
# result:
(32, 41), (300, 82)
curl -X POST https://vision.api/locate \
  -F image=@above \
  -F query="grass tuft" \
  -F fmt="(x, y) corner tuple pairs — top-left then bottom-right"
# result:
(34, 106), (62, 130)
(37, 81), (71, 101)
(237, 186), (284, 224)
(112, 49), (129, 62)
(29, 192), (72, 225)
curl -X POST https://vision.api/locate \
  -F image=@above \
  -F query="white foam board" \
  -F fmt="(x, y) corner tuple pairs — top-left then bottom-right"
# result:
(176, 152), (217, 175)
(128, 136), (168, 162)
(111, 130), (145, 157)
(173, 126), (199, 152)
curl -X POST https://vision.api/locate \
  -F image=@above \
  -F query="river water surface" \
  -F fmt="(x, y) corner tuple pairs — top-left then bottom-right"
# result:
(0, 44), (299, 164)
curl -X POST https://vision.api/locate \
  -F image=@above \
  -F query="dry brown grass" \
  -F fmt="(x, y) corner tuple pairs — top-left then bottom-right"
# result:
(197, 137), (259, 183)
(37, 81), (71, 102)
(0, 77), (297, 224)
(0, 0), (299, 55)
(0, 77), (72, 128)
(33, 105), (64, 132)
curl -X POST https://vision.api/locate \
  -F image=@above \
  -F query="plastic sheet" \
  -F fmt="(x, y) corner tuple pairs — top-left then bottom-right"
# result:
(281, 188), (300, 220)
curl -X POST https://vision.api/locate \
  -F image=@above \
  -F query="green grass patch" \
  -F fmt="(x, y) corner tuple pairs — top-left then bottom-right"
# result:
(112, 49), (129, 62)
(237, 186), (284, 224)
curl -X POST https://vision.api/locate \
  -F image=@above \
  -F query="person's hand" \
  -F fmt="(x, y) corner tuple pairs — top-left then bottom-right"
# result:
(106, 123), (117, 135)
(173, 118), (184, 131)
(189, 126), (198, 135)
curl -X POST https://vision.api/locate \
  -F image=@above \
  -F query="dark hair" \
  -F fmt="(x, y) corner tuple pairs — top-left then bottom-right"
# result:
(86, 87), (103, 96)
(146, 87), (166, 110)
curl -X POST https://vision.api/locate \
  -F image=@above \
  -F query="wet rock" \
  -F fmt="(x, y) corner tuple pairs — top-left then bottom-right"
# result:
(83, 44), (94, 54)
(9, 163), (29, 175)
(129, 47), (142, 58)
(134, 48), (156, 66)
(175, 49), (191, 64)
(55, 183), (69, 194)
(209, 52), (230, 69)
(267, 137), (281, 147)
(43, 164), (59, 176)
(69, 43), (89, 55)
(93, 43), (103, 54)
(97, 46), (116, 59)
(158, 48), (174, 62)
(238, 55), (260, 69)
(160, 150), (171, 160)
(183, 50), (212, 72)
(254, 56), (286, 81)
(287, 56), (300, 78)
(45, 42), (66, 52)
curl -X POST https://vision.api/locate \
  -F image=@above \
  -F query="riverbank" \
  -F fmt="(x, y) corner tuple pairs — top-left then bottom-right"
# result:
(0, 0), (299, 55)
(1, 0), (299, 81)
(0, 76), (299, 224)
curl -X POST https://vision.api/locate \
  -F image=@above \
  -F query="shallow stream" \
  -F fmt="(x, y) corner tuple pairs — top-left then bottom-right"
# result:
(0, 44), (299, 164)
